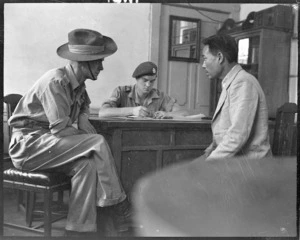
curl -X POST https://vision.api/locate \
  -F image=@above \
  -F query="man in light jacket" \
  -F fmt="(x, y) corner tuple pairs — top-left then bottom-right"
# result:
(201, 34), (272, 160)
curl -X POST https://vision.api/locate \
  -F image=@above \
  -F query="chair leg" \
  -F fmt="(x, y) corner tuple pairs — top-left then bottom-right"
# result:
(57, 191), (64, 210)
(26, 192), (36, 227)
(44, 191), (52, 236)
(17, 190), (24, 211)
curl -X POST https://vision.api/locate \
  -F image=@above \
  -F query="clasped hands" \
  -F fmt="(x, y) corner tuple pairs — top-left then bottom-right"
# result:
(132, 106), (172, 119)
(78, 113), (97, 134)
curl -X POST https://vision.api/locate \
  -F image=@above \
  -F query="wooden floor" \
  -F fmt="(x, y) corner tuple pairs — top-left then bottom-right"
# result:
(3, 188), (67, 237)
(3, 188), (138, 237)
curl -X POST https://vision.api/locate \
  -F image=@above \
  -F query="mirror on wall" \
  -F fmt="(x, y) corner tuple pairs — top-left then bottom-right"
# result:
(168, 16), (201, 62)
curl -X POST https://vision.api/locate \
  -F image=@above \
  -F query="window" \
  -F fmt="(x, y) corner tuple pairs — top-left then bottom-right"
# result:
(237, 36), (260, 79)
(168, 16), (201, 62)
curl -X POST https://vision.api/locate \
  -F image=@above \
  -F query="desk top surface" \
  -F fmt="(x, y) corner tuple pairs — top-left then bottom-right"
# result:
(89, 115), (212, 129)
(89, 115), (275, 129)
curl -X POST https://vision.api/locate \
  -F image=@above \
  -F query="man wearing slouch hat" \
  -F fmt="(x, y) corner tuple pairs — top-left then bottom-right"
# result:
(8, 29), (132, 237)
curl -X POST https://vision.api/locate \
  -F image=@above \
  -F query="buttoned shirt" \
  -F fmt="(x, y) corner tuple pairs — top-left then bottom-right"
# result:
(8, 64), (91, 134)
(102, 85), (176, 114)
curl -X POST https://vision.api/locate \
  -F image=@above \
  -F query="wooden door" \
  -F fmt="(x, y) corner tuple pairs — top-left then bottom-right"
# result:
(157, 3), (237, 116)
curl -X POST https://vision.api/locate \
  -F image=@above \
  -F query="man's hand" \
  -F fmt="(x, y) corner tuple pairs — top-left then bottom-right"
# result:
(54, 126), (83, 138)
(78, 113), (97, 134)
(204, 148), (213, 158)
(132, 106), (151, 117)
(153, 111), (173, 119)
(204, 143), (216, 158)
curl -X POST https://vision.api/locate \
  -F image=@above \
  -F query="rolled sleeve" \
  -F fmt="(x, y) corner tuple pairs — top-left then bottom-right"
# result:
(39, 80), (72, 134)
(102, 87), (121, 108)
(208, 80), (259, 160)
(101, 87), (121, 108)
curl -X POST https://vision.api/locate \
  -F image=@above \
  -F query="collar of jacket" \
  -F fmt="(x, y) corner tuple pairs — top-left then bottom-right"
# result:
(212, 64), (243, 121)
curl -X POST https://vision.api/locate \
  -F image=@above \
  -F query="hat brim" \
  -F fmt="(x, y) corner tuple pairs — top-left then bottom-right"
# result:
(57, 35), (117, 61)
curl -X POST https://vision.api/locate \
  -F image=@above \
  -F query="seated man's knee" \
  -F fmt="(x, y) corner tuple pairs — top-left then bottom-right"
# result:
(87, 134), (105, 143)
(93, 134), (109, 147)
(72, 158), (97, 175)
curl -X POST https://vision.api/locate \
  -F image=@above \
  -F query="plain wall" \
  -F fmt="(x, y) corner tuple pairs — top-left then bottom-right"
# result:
(4, 3), (153, 110)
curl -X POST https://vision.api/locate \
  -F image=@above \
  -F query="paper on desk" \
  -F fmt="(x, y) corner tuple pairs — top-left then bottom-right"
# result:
(126, 115), (210, 121)
(127, 115), (154, 120)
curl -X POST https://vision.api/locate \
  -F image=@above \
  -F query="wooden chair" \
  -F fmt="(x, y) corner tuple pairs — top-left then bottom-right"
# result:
(272, 102), (297, 156)
(3, 94), (71, 236)
(3, 94), (24, 212)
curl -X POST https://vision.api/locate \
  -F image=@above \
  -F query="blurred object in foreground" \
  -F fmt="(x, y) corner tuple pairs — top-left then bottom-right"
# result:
(132, 156), (297, 237)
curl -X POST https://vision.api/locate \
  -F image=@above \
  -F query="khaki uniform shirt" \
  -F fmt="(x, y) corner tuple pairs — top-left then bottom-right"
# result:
(8, 64), (91, 134)
(102, 84), (176, 114)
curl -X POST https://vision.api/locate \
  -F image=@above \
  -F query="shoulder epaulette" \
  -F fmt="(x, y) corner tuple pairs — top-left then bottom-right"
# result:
(52, 69), (68, 87)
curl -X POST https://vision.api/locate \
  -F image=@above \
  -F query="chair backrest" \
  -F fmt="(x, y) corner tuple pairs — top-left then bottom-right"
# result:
(4, 94), (23, 142)
(272, 102), (297, 156)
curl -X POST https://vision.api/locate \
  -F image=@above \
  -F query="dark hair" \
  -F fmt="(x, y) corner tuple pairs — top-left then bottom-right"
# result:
(202, 34), (238, 63)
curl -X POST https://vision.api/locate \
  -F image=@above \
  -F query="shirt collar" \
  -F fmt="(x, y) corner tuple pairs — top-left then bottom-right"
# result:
(65, 64), (85, 91)
(128, 85), (160, 105)
(221, 64), (242, 89)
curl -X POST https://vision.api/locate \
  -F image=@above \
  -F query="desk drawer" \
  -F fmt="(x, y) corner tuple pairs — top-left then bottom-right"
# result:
(163, 149), (203, 167)
(120, 151), (157, 193)
(175, 129), (212, 145)
(122, 130), (171, 146)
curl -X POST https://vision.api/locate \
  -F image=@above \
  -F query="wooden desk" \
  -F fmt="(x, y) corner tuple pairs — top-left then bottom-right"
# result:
(89, 117), (275, 236)
(90, 117), (212, 194)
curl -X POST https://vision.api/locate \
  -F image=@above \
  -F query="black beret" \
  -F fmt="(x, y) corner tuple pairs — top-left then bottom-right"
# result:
(132, 61), (158, 79)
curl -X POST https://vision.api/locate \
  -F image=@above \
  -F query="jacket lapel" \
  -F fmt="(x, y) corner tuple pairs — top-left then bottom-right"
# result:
(212, 65), (243, 121)
(212, 87), (226, 121)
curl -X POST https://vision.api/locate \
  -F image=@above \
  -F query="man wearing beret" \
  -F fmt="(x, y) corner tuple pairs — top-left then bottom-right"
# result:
(8, 29), (132, 236)
(99, 61), (192, 119)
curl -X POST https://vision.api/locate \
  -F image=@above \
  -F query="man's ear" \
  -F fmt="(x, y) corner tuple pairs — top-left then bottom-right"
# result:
(217, 52), (225, 64)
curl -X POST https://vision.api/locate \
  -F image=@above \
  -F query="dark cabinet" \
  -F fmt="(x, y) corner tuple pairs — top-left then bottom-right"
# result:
(229, 27), (291, 118)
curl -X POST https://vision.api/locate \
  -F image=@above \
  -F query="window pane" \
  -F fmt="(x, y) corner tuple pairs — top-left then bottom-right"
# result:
(238, 38), (249, 64)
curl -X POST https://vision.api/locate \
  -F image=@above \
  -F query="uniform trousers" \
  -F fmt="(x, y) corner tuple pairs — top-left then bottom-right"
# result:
(9, 127), (126, 232)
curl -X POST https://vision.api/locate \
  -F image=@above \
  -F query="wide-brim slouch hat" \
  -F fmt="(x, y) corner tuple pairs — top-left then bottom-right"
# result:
(57, 29), (117, 61)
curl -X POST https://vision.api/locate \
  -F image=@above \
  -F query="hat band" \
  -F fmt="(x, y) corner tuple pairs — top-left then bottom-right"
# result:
(69, 44), (104, 54)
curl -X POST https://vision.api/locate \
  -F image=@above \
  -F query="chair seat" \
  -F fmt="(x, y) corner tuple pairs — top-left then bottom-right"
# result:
(4, 168), (71, 186)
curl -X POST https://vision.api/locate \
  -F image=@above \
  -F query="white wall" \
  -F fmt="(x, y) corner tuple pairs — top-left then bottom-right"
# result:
(4, 3), (153, 110)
